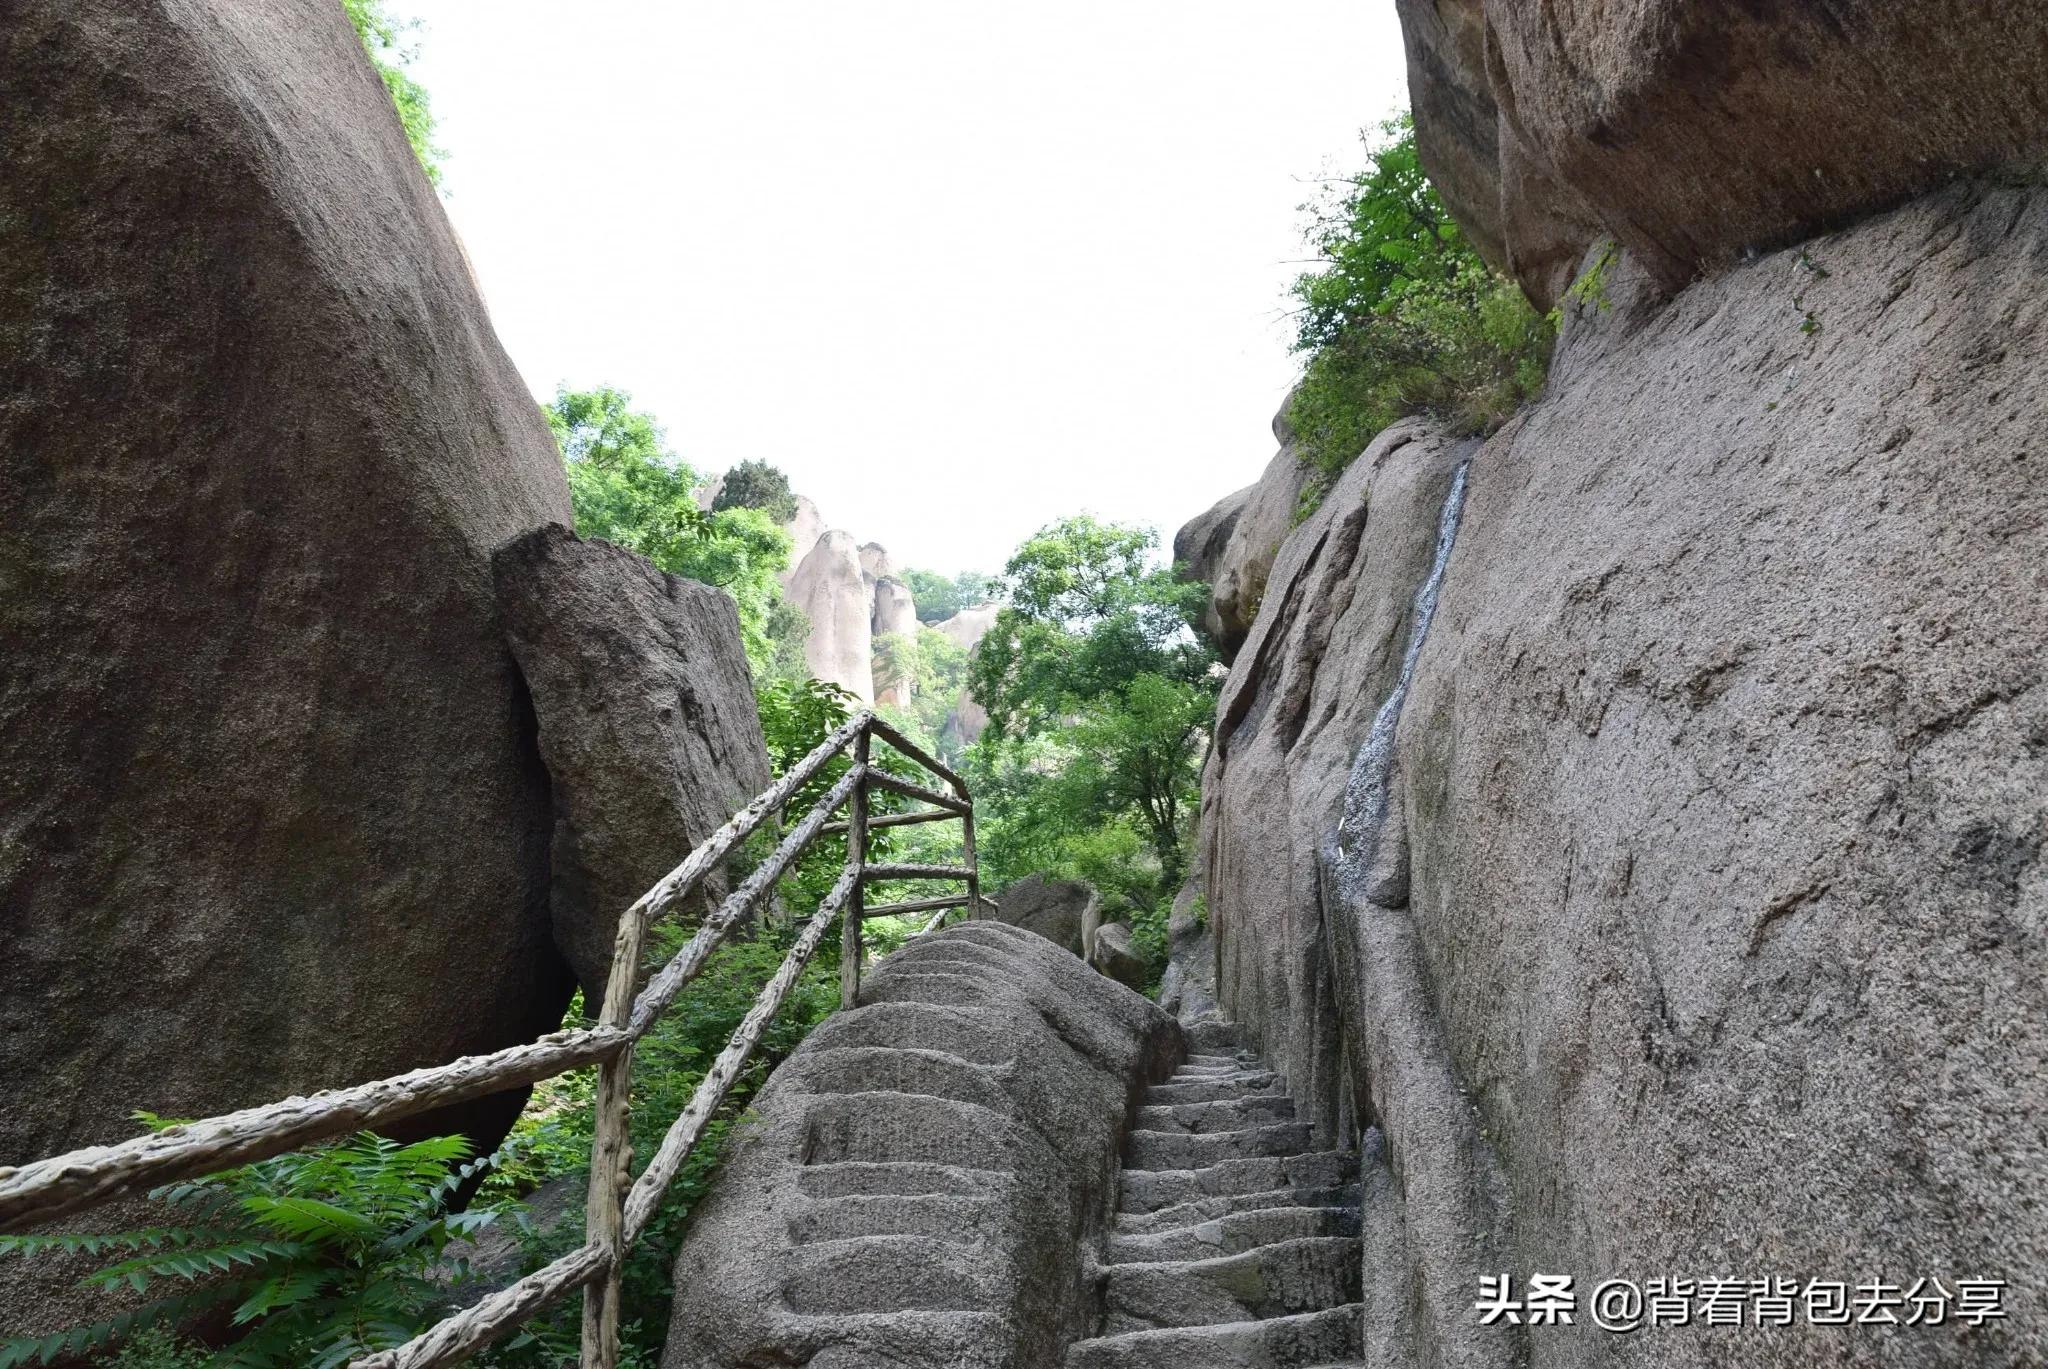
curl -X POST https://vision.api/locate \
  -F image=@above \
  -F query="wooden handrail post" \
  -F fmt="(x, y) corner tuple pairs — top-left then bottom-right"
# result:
(580, 894), (649, 1368)
(841, 724), (870, 1010)
(960, 804), (982, 923)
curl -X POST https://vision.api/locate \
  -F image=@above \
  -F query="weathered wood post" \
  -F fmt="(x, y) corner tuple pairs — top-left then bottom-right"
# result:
(840, 722), (871, 1009)
(959, 802), (981, 921)
(580, 903), (648, 1368)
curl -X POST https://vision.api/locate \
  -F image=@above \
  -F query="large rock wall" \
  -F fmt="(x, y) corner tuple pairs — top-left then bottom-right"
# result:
(788, 529), (876, 701)
(661, 922), (1179, 1369)
(1196, 183), (2048, 1367)
(1178, 400), (1312, 663)
(494, 526), (773, 1006)
(1399, 0), (2048, 308)
(0, 0), (575, 1193)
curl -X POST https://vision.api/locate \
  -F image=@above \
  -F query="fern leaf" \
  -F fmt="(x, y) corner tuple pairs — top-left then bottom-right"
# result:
(230, 1264), (335, 1324)
(239, 1196), (379, 1243)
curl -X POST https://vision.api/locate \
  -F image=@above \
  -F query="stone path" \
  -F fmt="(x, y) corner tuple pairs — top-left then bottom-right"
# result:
(1065, 1026), (1364, 1368)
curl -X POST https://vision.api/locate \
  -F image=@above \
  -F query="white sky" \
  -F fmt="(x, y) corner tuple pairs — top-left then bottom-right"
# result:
(403, 2), (1407, 575)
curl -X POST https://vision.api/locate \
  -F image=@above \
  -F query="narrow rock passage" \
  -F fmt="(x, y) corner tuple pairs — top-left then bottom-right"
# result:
(1066, 1024), (1363, 1368)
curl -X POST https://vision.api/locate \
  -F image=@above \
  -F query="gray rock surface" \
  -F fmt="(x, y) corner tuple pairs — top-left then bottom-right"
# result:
(983, 873), (1099, 957)
(0, 2), (578, 1336)
(660, 921), (1180, 1369)
(0, 0), (571, 1194)
(1176, 396), (1312, 663)
(494, 526), (773, 1006)
(1088, 922), (1150, 994)
(859, 541), (901, 584)
(871, 575), (920, 707)
(1157, 880), (1223, 1041)
(1396, 0), (2048, 307)
(788, 529), (875, 701)
(1174, 487), (1248, 646)
(1198, 183), (2048, 1366)
(934, 604), (1001, 747)
(776, 494), (828, 588)
(1066, 1024), (1364, 1368)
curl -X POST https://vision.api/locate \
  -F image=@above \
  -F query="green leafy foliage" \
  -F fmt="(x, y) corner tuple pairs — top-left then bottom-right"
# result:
(0, 1124), (506, 1368)
(546, 386), (805, 681)
(479, 922), (841, 1369)
(901, 569), (996, 624)
(341, 0), (445, 185)
(873, 627), (971, 762)
(1287, 115), (1553, 510)
(709, 459), (800, 524)
(963, 517), (1219, 986)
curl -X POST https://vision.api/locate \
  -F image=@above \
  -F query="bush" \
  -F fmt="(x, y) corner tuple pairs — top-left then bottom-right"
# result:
(0, 1128), (507, 1368)
(1287, 115), (1553, 511)
(709, 459), (799, 525)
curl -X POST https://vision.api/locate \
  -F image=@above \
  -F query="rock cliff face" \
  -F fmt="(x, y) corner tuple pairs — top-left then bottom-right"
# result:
(0, 0), (575, 1190)
(1178, 400), (1311, 663)
(934, 603), (1001, 747)
(788, 529), (876, 701)
(494, 526), (773, 1006)
(1191, 184), (2048, 1366)
(661, 922), (1179, 1369)
(871, 576), (920, 707)
(1398, 0), (2048, 308)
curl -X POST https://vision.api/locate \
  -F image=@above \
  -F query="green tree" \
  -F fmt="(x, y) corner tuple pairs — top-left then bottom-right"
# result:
(872, 626), (971, 763)
(709, 459), (799, 525)
(545, 386), (804, 681)
(965, 517), (1216, 919)
(901, 569), (995, 624)
(342, 0), (445, 185)
(1287, 115), (1552, 504)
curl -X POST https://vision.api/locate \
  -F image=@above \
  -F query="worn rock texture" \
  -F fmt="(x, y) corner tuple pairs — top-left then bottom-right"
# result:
(777, 494), (829, 588)
(1087, 922), (1149, 994)
(1174, 488), (1247, 648)
(860, 541), (901, 584)
(1196, 184), (2048, 1366)
(0, 0), (573, 1190)
(872, 575), (920, 707)
(1157, 880), (1223, 1042)
(935, 603), (1000, 748)
(982, 873), (1099, 957)
(660, 921), (1179, 1369)
(788, 529), (876, 702)
(1180, 399), (1311, 663)
(494, 526), (773, 1005)
(1397, 0), (2048, 307)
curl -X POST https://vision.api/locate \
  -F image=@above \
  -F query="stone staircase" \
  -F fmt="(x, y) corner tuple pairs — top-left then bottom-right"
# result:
(1065, 1029), (1363, 1368)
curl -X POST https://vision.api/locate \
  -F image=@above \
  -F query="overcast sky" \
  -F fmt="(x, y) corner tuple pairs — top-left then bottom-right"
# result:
(403, 2), (1407, 575)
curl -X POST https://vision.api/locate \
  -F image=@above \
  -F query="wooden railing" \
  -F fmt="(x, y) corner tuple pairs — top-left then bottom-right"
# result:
(0, 710), (990, 1368)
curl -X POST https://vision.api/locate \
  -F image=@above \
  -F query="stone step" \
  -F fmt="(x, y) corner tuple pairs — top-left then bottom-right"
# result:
(787, 1191), (1005, 1245)
(1101, 1236), (1361, 1333)
(1134, 1094), (1296, 1135)
(1064, 1305), (1363, 1369)
(1184, 1052), (1251, 1067)
(1117, 1151), (1358, 1213)
(780, 1233), (1005, 1315)
(1113, 1185), (1362, 1236)
(1106, 1204), (1358, 1263)
(1143, 1072), (1286, 1105)
(796, 1160), (1010, 1200)
(1126, 1122), (1314, 1171)
(1182, 1020), (1248, 1054)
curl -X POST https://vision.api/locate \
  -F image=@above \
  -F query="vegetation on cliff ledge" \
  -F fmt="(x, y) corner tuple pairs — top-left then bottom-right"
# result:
(1287, 115), (1553, 511)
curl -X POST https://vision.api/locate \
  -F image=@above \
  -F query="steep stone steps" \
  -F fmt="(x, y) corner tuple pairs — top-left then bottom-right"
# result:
(1064, 1307), (1363, 1369)
(1112, 1185), (1361, 1237)
(1065, 1029), (1361, 1367)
